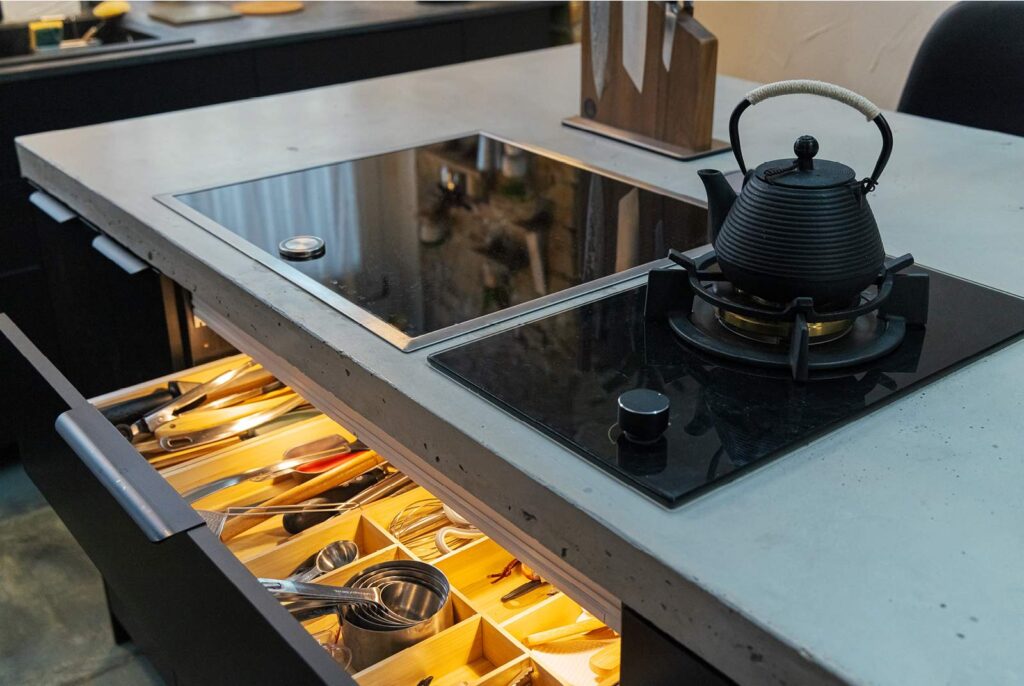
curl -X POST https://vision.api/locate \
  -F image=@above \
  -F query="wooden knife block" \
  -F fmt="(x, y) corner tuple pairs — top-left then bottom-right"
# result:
(564, 1), (730, 161)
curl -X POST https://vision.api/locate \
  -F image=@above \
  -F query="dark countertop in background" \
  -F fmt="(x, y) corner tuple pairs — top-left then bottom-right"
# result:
(0, 1), (559, 83)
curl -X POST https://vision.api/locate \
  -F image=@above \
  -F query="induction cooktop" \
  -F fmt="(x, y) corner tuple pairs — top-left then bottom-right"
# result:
(158, 133), (708, 350)
(429, 267), (1024, 507)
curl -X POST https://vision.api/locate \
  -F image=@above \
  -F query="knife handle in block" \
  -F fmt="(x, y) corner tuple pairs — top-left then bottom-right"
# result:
(219, 451), (383, 541)
(523, 617), (605, 647)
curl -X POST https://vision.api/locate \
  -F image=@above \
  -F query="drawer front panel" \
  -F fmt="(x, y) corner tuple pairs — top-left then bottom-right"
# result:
(0, 314), (350, 685)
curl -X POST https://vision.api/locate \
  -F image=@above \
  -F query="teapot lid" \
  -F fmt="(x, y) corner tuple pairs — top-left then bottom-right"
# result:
(754, 135), (855, 189)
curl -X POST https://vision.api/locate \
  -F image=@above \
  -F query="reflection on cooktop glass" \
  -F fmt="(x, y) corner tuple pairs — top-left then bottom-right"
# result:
(430, 269), (1024, 506)
(175, 134), (706, 346)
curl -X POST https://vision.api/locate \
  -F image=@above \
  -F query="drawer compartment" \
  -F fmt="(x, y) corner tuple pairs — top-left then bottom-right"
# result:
(506, 594), (621, 686)
(3, 313), (622, 685)
(353, 616), (524, 686)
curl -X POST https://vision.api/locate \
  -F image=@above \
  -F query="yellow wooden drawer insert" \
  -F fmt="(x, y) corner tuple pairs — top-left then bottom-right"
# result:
(353, 616), (523, 686)
(109, 354), (612, 684)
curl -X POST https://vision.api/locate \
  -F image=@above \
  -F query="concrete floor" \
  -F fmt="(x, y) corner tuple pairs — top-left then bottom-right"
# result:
(0, 460), (164, 686)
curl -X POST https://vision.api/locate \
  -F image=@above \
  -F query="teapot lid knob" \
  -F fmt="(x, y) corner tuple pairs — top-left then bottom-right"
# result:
(794, 135), (819, 170)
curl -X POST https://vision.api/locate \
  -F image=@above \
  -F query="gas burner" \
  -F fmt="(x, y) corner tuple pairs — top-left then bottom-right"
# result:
(645, 249), (930, 381)
(713, 286), (855, 345)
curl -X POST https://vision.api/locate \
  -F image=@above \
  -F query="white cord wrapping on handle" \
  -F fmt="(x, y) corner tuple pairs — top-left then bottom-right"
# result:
(745, 80), (881, 120)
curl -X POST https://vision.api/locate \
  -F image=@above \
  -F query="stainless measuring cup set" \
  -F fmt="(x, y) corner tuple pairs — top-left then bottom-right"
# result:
(261, 559), (454, 669)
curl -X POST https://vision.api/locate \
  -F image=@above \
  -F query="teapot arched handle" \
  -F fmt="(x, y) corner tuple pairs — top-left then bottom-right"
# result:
(729, 79), (893, 192)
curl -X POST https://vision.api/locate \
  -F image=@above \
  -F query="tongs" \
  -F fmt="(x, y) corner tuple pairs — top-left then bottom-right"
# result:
(122, 359), (260, 440)
(157, 394), (306, 451)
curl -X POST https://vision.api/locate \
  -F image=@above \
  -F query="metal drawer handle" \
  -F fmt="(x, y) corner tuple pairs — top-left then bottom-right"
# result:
(29, 190), (76, 223)
(92, 235), (149, 275)
(55, 408), (204, 542)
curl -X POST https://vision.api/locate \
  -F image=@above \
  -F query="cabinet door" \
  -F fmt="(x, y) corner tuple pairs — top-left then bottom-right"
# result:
(0, 180), (43, 273)
(0, 315), (351, 686)
(33, 204), (174, 398)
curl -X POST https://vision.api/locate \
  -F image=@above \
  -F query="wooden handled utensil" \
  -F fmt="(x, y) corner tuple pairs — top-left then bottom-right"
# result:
(155, 394), (298, 438)
(523, 613), (605, 647)
(590, 639), (621, 673)
(219, 450), (383, 541)
(157, 394), (305, 451)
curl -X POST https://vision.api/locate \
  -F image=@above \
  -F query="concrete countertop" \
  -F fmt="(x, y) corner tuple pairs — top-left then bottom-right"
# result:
(0, 1), (551, 83)
(15, 45), (1024, 685)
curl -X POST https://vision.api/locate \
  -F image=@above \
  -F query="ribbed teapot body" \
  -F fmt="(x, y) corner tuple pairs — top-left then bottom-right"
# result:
(713, 175), (885, 307)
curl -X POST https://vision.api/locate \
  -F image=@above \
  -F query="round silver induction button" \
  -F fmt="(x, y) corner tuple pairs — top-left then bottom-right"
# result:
(278, 235), (325, 261)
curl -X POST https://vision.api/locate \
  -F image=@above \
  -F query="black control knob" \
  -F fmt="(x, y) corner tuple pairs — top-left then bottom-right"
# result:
(617, 389), (670, 444)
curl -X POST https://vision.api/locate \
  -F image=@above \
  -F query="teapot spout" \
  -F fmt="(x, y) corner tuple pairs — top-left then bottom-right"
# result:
(698, 169), (736, 244)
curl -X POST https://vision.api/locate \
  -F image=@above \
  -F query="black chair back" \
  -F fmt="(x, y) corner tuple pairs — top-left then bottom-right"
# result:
(898, 2), (1024, 137)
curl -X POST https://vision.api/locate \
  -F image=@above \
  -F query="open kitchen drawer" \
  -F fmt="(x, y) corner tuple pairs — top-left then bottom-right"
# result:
(1, 314), (625, 686)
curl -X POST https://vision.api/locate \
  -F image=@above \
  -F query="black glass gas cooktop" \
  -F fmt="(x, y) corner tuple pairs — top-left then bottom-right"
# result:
(430, 267), (1024, 507)
(166, 133), (707, 350)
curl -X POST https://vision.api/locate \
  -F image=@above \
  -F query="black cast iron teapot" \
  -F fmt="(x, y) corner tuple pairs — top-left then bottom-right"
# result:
(699, 80), (893, 308)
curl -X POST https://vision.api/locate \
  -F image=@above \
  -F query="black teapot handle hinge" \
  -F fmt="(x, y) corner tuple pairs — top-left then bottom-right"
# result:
(729, 80), (894, 193)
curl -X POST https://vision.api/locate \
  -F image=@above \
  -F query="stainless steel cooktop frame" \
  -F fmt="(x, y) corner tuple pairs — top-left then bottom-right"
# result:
(156, 131), (706, 352)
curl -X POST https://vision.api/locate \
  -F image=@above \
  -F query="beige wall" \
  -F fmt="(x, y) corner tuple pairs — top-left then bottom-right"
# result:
(694, 1), (954, 109)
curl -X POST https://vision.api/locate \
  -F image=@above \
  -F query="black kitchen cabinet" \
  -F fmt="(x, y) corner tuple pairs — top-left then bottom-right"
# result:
(0, 179), (42, 273)
(0, 264), (62, 459)
(33, 214), (174, 398)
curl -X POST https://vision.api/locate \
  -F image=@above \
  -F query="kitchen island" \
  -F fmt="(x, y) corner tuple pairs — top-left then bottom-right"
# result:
(13, 44), (1024, 685)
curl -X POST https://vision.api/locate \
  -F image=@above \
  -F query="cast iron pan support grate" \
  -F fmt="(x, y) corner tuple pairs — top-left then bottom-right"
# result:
(644, 250), (929, 381)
